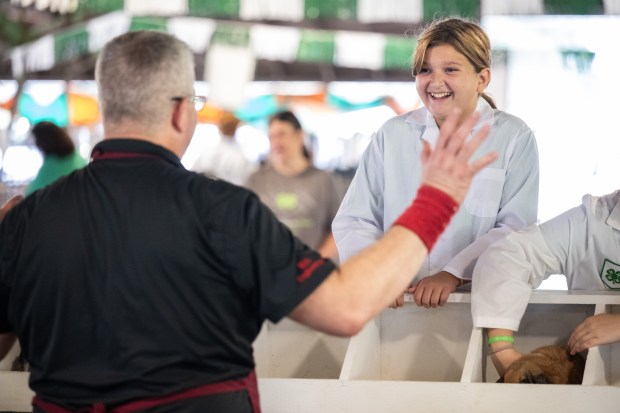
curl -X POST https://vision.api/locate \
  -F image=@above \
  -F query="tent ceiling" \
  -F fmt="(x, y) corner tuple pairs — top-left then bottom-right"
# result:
(4, 0), (614, 81)
(0, 3), (418, 81)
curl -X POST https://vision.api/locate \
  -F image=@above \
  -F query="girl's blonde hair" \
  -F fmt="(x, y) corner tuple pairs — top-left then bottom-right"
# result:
(412, 18), (496, 109)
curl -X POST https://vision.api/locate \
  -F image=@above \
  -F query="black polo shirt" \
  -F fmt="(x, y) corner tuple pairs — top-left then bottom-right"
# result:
(0, 139), (335, 411)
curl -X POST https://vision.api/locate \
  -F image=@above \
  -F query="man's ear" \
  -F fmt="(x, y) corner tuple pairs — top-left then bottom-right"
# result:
(171, 97), (188, 133)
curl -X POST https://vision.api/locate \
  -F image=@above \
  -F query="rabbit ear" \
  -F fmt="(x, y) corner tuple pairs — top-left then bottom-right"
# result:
(520, 373), (549, 384)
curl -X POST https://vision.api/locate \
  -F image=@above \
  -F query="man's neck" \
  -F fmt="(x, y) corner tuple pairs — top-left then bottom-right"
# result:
(104, 125), (184, 159)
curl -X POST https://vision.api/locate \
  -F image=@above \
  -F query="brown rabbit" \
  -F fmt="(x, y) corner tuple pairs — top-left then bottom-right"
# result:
(500, 345), (585, 384)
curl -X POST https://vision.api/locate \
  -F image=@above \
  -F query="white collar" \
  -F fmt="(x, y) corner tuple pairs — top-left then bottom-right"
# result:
(405, 97), (495, 135)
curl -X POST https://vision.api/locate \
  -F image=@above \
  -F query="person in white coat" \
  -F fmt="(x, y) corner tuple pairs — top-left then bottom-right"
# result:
(191, 111), (256, 186)
(333, 18), (539, 309)
(472, 190), (620, 376)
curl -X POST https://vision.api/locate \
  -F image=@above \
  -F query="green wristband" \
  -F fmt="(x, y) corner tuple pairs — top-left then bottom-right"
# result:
(488, 335), (514, 346)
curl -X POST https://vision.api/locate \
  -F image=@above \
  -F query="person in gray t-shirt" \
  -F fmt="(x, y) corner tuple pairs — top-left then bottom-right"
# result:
(246, 111), (341, 261)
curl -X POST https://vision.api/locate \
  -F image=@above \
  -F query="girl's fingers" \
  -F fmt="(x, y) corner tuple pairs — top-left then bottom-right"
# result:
(469, 152), (498, 175)
(457, 124), (491, 161)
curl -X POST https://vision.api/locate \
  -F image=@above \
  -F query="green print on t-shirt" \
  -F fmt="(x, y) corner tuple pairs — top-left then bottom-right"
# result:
(275, 192), (298, 210)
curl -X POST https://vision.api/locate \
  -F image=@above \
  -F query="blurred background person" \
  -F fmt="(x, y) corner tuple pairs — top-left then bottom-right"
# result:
(191, 111), (256, 186)
(246, 110), (341, 261)
(25, 121), (87, 196)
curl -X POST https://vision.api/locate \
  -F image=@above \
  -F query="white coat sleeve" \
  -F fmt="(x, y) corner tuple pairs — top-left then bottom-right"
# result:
(332, 131), (384, 262)
(471, 205), (586, 331)
(443, 128), (540, 279)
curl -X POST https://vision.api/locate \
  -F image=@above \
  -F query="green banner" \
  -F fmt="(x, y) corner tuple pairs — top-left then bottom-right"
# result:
(210, 24), (250, 47)
(384, 35), (416, 70)
(55, 27), (89, 63)
(78, 0), (123, 14)
(296, 30), (335, 63)
(130, 17), (168, 32)
(544, 0), (603, 15)
(304, 0), (357, 20)
(423, 0), (480, 21)
(188, 0), (240, 18)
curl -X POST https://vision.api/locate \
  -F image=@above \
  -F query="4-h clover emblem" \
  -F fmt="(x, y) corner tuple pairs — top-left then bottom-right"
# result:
(600, 259), (620, 290)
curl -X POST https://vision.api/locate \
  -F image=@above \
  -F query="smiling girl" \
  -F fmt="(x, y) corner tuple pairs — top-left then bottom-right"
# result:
(333, 18), (539, 308)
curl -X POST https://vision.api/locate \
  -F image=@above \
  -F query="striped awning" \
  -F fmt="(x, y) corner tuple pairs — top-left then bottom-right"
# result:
(4, 0), (613, 79)
(9, 0), (620, 19)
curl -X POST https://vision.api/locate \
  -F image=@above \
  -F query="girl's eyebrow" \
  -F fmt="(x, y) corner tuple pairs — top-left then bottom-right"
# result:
(422, 60), (465, 67)
(442, 61), (464, 66)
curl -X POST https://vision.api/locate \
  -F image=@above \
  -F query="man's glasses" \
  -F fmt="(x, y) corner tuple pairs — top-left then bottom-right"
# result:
(171, 95), (207, 111)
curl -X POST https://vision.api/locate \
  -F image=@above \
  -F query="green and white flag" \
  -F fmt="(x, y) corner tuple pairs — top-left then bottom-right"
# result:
(12, 35), (55, 78)
(168, 17), (216, 53)
(188, 0), (239, 18)
(481, 0), (544, 15)
(206, 25), (255, 110)
(250, 24), (301, 62)
(358, 0), (423, 23)
(334, 31), (386, 70)
(296, 30), (335, 63)
(86, 11), (131, 53)
(55, 26), (89, 63)
(240, 0), (304, 21)
(124, 0), (188, 15)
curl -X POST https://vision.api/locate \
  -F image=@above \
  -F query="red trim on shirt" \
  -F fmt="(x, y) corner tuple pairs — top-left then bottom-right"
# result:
(91, 151), (160, 161)
(32, 370), (260, 413)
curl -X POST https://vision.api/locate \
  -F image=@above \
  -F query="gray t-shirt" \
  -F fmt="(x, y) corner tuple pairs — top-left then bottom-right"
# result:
(246, 164), (341, 249)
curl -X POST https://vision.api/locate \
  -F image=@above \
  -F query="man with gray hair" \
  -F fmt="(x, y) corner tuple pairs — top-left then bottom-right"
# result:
(0, 31), (495, 412)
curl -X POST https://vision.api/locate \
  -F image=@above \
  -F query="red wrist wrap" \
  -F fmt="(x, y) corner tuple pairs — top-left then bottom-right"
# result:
(392, 184), (459, 251)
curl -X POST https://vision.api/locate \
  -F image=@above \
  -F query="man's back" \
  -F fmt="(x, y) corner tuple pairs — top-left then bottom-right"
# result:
(1, 139), (333, 411)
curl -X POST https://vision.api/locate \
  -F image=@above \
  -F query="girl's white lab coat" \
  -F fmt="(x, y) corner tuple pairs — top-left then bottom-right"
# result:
(472, 191), (620, 331)
(333, 98), (539, 281)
